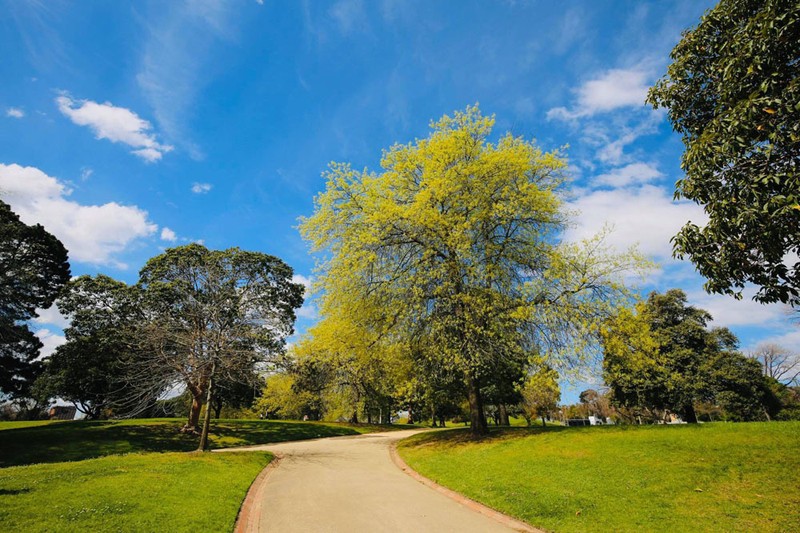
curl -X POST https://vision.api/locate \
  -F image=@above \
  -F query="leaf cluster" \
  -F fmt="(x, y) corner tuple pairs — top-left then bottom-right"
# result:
(648, 0), (800, 305)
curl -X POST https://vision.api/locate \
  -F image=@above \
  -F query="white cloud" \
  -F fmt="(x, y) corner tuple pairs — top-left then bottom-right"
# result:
(296, 302), (318, 320)
(686, 289), (792, 329)
(0, 163), (157, 266)
(6, 107), (24, 118)
(565, 184), (707, 259)
(547, 67), (652, 120)
(33, 306), (70, 329)
(292, 274), (312, 286)
(56, 95), (173, 162)
(35, 328), (66, 359)
(292, 274), (313, 291)
(593, 163), (663, 188)
(191, 182), (212, 194)
(160, 227), (178, 242)
(752, 327), (800, 352)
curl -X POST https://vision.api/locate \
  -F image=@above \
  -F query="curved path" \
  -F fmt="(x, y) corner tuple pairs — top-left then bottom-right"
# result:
(216, 429), (536, 533)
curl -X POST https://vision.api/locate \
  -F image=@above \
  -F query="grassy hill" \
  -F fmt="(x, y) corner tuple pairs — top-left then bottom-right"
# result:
(0, 418), (394, 532)
(397, 421), (800, 533)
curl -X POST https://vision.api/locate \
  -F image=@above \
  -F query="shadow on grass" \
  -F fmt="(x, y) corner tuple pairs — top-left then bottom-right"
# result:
(0, 419), (409, 468)
(207, 420), (362, 447)
(400, 424), (572, 449)
(0, 488), (31, 495)
(0, 420), (197, 468)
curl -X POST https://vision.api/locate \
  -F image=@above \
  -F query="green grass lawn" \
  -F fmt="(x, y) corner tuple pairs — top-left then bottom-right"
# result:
(0, 417), (401, 532)
(398, 422), (800, 533)
(0, 451), (271, 533)
(0, 418), (395, 468)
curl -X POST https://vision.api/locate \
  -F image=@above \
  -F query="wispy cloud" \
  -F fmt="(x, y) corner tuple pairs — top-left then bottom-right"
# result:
(56, 95), (173, 162)
(6, 107), (25, 118)
(0, 163), (157, 267)
(191, 182), (212, 194)
(136, 1), (239, 160)
(329, 0), (367, 35)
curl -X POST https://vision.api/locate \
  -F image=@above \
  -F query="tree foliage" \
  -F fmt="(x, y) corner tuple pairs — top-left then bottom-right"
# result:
(35, 275), (140, 419)
(301, 107), (642, 435)
(648, 0), (800, 305)
(601, 289), (776, 422)
(0, 200), (70, 399)
(136, 244), (304, 447)
(520, 361), (560, 426)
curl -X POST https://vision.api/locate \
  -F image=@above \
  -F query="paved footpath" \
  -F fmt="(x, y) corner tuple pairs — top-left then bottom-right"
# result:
(216, 429), (535, 533)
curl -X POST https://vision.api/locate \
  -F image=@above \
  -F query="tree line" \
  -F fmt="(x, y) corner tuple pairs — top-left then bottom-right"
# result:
(3, 0), (799, 439)
(0, 207), (304, 449)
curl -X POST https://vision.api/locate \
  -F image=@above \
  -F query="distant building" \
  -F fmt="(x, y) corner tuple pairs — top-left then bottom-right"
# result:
(48, 406), (76, 420)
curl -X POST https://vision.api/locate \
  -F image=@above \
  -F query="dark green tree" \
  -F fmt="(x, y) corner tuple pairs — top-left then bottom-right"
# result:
(648, 0), (800, 305)
(602, 289), (773, 423)
(35, 275), (140, 419)
(700, 349), (780, 421)
(211, 377), (260, 418)
(137, 244), (304, 450)
(0, 200), (70, 399)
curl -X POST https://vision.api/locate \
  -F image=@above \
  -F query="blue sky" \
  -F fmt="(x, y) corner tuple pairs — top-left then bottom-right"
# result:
(2, 0), (797, 400)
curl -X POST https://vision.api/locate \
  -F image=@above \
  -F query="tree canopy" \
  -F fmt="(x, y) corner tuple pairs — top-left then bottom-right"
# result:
(35, 275), (139, 419)
(601, 289), (777, 422)
(31, 244), (304, 447)
(0, 199), (70, 399)
(136, 244), (304, 448)
(648, 0), (800, 305)
(301, 106), (642, 435)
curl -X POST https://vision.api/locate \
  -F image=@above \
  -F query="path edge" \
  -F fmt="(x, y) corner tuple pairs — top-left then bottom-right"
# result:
(389, 442), (545, 533)
(233, 453), (282, 533)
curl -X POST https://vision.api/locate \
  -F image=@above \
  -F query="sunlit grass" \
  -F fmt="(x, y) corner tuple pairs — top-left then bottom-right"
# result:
(398, 422), (800, 532)
(0, 451), (271, 533)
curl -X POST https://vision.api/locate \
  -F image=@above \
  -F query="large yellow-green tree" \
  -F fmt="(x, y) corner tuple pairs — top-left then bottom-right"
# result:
(301, 107), (641, 435)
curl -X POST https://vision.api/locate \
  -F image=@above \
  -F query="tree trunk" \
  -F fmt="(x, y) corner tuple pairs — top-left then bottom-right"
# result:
(431, 404), (438, 427)
(407, 406), (414, 424)
(213, 397), (223, 419)
(541, 414), (547, 427)
(467, 375), (488, 436)
(349, 410), (359, 424)
(499, 403), (510, 426)
(184, 394), (202, 434)
(197, 361), (216, 452)
(683, 404), (698, 424)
